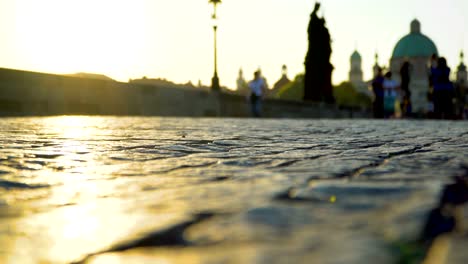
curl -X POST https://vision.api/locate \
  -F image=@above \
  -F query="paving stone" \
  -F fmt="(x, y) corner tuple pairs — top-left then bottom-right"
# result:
(0, 117), (467, 263)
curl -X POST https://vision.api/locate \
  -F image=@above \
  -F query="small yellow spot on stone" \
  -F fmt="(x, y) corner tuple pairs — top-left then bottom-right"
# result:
(330, 195), (336, 203)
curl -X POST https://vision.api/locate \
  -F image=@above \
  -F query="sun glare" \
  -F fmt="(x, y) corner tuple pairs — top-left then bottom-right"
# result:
(42, 116), (100, 139)
(13, 0), (148, 80)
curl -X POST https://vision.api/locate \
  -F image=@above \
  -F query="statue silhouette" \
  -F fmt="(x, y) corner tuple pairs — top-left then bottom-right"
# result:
(304, 2), (334, 103)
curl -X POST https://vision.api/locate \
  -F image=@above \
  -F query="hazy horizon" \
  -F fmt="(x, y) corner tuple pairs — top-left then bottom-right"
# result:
(1, 0), (467, 89)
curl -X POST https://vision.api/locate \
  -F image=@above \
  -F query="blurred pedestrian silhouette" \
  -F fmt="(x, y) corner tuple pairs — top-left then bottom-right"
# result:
(399, 61), (412, 117)
(383, 72), (398, 118)
(426, 53), (438, 117)
(248, 70), (267, 117)
(371, 67), (384, 118)
(430, 57), (455, 119)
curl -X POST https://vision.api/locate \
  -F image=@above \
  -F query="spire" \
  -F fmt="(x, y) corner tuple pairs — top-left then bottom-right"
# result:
(457, 50), (467, 84)
(236, 67), (247, 91)
(373, 52), (381, 78)
(281, 64), (288, 76)
(458, 50), (466, 71)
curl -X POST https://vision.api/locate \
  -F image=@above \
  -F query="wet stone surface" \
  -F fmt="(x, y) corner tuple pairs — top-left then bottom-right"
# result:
(0, 116), (467, 263)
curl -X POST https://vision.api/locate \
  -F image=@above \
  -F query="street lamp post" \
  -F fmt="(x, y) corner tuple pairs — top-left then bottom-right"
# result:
(209, 0), (221, 91)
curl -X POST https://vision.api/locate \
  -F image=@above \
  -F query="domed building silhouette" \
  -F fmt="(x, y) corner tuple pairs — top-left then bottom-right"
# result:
(349, 50), (363, 85)
(348, 50), (372, 97)
(268, 65), (291, 98)
(389, 19), (438, 113)
(456, 51), (467, 86)
(455, 51), (467, 118)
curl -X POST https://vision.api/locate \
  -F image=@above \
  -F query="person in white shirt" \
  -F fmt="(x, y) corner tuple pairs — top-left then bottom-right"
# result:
(248, 71), (267, 117)
(383, 71), (399, 118)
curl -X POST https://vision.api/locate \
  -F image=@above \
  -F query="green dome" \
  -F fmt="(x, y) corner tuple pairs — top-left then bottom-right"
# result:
(351, 50), (361, 60)
(392, 20), (438, 58)
(392, 34), (438, 58)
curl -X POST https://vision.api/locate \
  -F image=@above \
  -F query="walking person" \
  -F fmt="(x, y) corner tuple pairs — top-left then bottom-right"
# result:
(371, 67), (385, 118)
(427, 54), (438, 117)
(383, 71), (398, 118)
(399, 61), (412, 117)
(431, 57), (455, 119)
(248, 70), (267, 117)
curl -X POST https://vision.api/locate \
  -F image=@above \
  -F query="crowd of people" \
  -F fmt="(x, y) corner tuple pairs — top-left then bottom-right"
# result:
(245, 55), (465, 119)
(371, 54), (463, 119)
(371, 67), (409, 119)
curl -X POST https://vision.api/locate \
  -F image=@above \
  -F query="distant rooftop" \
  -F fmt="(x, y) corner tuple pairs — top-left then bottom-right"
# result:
(65, 72), (115, 81)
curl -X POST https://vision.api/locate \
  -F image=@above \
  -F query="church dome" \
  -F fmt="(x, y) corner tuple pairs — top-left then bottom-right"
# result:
(351, 50), (361, 60)
(392, 19), (438, 58)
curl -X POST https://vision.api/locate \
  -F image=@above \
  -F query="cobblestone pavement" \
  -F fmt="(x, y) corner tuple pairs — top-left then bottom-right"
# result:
(0, 117), (467, 264)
